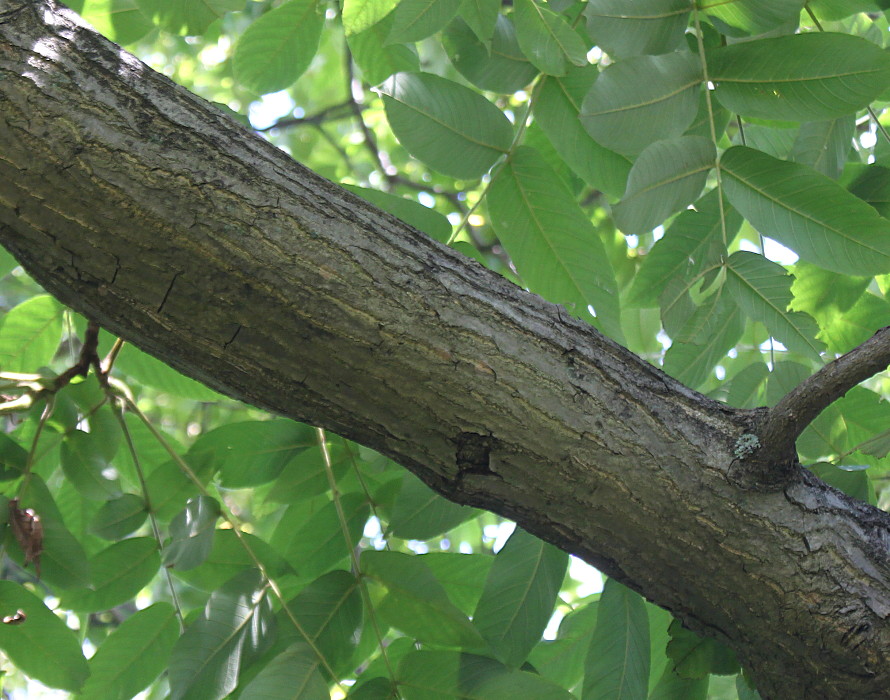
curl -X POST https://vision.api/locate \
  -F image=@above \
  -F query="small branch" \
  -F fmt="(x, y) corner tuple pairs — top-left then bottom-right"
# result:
(746, 326), (890, 487)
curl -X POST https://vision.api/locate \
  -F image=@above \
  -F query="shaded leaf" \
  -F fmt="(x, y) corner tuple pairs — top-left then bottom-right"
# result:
(514, 0), (587, 76)
(388, 0), (462, 43)
(458, 0), (499, 43)
(390, 472), (478, 539)
(285, 493), (369, 579)
(584, 0), (690, 58)
(810, 462), (876, 505)
(0, 295), (62, 373)
(240, 644), (328, 699)
(721, 146), (890, 275)
(343, 185), (452, 243)
(61, 429), (122, 501)
(613, 136), (715, 235)
(698, 0), (803, 35)
(348, 12), (419, 85)
(90, 493), (148, 540)
(164, 496), (221, 571)
(380, 72), (513, 179)
(667, 618), (740, 678)
(790, 118), (855, 180)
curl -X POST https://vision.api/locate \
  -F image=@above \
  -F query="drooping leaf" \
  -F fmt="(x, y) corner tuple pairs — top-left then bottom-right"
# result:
(724, 251), (824, 361)
(397, 650), (574, 699)
(240, 644), (329, 699)
(390, 472), (479, 539)
(60, 537), (159, 612)
(627, 189), (734, 307)
(613, 136), (716, 235)
(721, 146), (890, 275)
(697, 0), (803, 35)
(388, 0), (462, 43)
(583, 578), (650, 700)
(0, 581), (89, 691)
(379, 72), (513, 179)
(78, 603), (179, 700)
(710, 33), (890, 121)
(90, 493), (148, 539)
(0, 294), (62, 373)
(362, 550), (485, 648)
(472, 527), (568, 667)
(667, 618), (740, 678)
(168, 570), (263, 700)
(61, 429), (122, 501)
(444, 15), (539, 94)
(584, 0), (690, 57)
(343, 185), (452, 243)
(534, 67), (632, 199)
(233, 0), (324, 95)
(790, 118), (855, 180)
(164, 495), (221, 571)
(513, 0), (587, 76)
(458, 0), (500, 43)
(488, 146), (622, 340)
(348, 11), (420, 85)
(135, 0), (244, 35)
(580, 51), (702, 156)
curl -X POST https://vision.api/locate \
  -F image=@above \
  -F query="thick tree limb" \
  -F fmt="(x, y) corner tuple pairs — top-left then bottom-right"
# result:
(0, 2), (888, 697)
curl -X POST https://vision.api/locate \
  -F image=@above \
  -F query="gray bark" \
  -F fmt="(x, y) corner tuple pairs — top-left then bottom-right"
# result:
(0, 1), (888, 697)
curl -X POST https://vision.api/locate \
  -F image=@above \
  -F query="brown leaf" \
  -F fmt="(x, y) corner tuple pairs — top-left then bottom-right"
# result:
(9, 499), (43, 579)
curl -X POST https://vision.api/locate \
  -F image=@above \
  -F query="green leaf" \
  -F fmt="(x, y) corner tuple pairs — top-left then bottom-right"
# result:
(78, 603), (179, 700)
(164, 495), (221, 571)
(667, 618), (740, 678)
(343, 185), (452, 243)
(710, 33), (890, 121)
(810, 462), (876, 505)
(458, 0), (500, 43)
(114, 344), (222, 400)
(348, 11), (420, 85)
(580, 51), (702, 157)
(724, 362), (770, 408)
(169, 570), (263, 700)
(724, 252), (824, 361)
(0, 294), (62, 372)
(534, 67), (632, 199)
(90, 493), (148, 539)
(61, 429), (122, 501)
(233, 0), (324, 95)
(663, 291), (745, 390)
(342, 0), (399, 35)
(488, 146), (622, 340)
(240, 644), (328, 699)
(627, 189), (734, 307)
(388, 0), (462, 43)
(528, 600), (598, 691)
(190, 419), (314, 488)
(0, 581), (89, 691)
(390, 472), (478, 539)
(380, 72), (513, 179)
(613, 136), (716, 235)
(79, 0), (155, 44)
(285, 493), (369, 579)
(721, 146), (890, 275)
(513, 0), (587, 76)
(421, 552), (493, 615)
(274, 570), (363, 673)
(362, 550), (484, 648)
(583, 578), (650, 700)
(584, 0), (690, 58)
(397, 650), (573, 699)
(136, 0), (244, 35)
(444, 15), (538, 94)
(818, 293), (890, 355)
(790, 118), (855, 180)
(174, 529), (286, 591)
(698, 0), (803, 34)
(61, 537), (160, 612)
(843, 163), (890, 219)
(472, 527), (567, 667)
(648, 665), (709, 700)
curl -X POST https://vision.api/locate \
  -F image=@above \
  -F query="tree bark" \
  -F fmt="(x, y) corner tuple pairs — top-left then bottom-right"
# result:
(0, 2), (888, 697)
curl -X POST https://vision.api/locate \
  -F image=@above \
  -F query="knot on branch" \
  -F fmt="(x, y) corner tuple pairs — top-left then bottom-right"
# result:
(455, 432), (497, 477)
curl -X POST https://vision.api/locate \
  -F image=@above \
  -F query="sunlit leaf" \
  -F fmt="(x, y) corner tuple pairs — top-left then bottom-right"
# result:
(79, 0), (154, 44)
(135, 0), (244, 35)
(388, 0), (462, 43)
(348, 11), (419, 85)
(584, 0), (690, 57)
(114, 344), (223, 400)
(233, 0), (323, 95)
(0, 294), (62, 373)
(710, 33), (890, 121)
(581, 51), (702, 156)
(0, 581), (89, 691)
(473, 527), (567, 667)
(458, 0), (499, 43)
(721, 146), (890, 275)
(342, 0), (399, 35)
(79, 603), (179, 700)
(380, 72), (513, 179)
(613, 136), (716, 235)
(343, 185), (452, 243)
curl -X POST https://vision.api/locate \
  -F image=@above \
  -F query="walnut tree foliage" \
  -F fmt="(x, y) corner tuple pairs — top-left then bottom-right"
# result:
(0, 0), (889, 698)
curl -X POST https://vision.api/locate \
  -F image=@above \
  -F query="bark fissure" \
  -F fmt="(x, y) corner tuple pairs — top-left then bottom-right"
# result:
(0, 2), (889, 697)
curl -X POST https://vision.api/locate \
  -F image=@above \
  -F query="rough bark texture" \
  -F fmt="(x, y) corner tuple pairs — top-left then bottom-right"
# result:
(1, 2), (889, 697)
